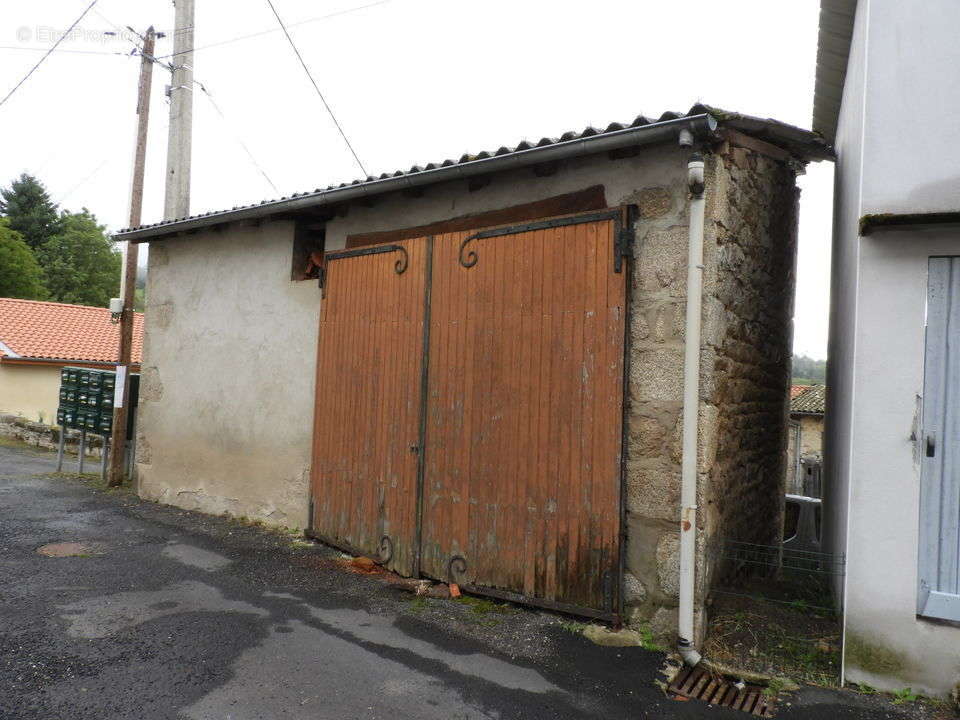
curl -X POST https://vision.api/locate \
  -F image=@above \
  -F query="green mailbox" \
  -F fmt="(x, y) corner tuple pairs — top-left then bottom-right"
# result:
(97, 414), (112, 434)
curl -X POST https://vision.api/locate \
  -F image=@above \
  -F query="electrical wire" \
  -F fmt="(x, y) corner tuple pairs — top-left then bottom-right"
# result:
(56, 157), (113, 205)
(154, 0), (390, 60)
(0, 0), (100, 109)
(0, 45), (126, 56)
(264, 0), (368, 177)
(193, 80), (281, 195)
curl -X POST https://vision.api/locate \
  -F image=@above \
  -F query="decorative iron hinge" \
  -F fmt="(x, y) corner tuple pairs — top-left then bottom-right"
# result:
(614, 227), (633, 273)
(317, 265), (326, 289)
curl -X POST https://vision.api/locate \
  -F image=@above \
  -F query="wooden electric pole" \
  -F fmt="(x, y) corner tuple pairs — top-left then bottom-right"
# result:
(164, 0), (195, 220)
(108, 27), (155, 487)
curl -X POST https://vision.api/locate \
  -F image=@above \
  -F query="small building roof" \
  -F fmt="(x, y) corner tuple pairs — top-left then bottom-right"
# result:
(0, 298), (143, 365)
(791, 384), (826, 415)
(790, 384), (810, 400)
(115, 104), (832, 243)
(813, 0), (858, 143)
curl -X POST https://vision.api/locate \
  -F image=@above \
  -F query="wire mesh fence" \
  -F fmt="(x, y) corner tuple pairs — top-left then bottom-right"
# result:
(704, 538), (845, 686)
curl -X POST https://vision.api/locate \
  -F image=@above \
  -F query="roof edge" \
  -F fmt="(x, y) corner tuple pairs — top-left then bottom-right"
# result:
(118, 113), (718, 243)
(813, 0), (858, 143)
(117, 106), (832, 244)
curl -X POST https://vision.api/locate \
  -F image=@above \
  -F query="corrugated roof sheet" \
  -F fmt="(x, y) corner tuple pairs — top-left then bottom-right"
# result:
(813, 0), (858, 143)
(116, 104), (831, 241)
(791, 384), (826, 414)
(0, 298), (143, 364)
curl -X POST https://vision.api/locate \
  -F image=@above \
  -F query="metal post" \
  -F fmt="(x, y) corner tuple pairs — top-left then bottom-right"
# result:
(127, 408), (138, 479)
(78, 430), (86, 475)
(164, 0), (195, 221)
(109, 27), (155, 487)
(56, 426), (65, 472)
(100, 437), (108, 481)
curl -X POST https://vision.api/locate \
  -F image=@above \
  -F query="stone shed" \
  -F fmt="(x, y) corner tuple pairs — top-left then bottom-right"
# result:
(116, 105), (829, 645)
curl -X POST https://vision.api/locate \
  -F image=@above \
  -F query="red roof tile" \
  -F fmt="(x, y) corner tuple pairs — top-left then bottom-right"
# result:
(0, 298), (143, 364)
(790, 384), (810, 399)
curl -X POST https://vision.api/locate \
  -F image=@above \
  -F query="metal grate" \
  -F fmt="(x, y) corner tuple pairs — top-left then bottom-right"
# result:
(668, 666), (775, 717)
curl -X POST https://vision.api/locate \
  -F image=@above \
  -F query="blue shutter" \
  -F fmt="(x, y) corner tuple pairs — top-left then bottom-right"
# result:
(918, 257), (960, 621)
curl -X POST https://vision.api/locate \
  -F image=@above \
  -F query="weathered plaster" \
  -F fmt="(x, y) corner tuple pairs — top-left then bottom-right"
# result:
(136, 221), (320, 529)
(138, 140), (800, 642)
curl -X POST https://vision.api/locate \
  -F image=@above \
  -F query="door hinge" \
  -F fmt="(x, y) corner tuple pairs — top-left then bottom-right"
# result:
(318, 265), (326, 297)
(615, 227), (633, 273)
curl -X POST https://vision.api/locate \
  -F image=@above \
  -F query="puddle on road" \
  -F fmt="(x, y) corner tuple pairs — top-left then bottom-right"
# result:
(161, 542), (232, 571)
(58, 580), (267, 638)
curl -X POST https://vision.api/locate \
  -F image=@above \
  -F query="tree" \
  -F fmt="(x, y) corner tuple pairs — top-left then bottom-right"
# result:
(0, 220), (46, 300)
(38, 210), (121, 307)
(791, 354), (827, 384)
(0, 173), (61, 252)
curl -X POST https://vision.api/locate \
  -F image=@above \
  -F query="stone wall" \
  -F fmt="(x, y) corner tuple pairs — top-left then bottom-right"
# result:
(622, 140), (799, 643)
(0, 413), (105, 458)
(700, 143), (798, 602)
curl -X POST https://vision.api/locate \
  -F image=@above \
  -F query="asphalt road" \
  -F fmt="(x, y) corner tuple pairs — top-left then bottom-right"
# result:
(0, 442), (921, 719)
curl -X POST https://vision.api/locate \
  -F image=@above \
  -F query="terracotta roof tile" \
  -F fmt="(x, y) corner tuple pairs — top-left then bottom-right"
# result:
(790, 384), (810, 399)
(791, 385), (826, 414)
(0, 298), (143, 364)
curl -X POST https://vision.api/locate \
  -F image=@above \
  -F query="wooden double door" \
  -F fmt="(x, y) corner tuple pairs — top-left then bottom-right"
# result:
(310, 210), (628, 617)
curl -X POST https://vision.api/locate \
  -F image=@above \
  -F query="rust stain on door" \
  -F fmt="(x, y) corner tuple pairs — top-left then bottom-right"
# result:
(310, 239), (427, 576)
(419, 217), (626, 612)
(310, 213), (626, 615)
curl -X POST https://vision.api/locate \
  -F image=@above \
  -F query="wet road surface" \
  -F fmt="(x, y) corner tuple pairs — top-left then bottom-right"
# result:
(0, 443), (917, 719)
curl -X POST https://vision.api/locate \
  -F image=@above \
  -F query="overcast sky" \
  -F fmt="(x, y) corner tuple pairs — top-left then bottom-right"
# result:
(0, 0), (832, 359)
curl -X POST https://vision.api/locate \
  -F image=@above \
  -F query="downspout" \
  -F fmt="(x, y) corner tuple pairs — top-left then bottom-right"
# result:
(677, 129), (705, 667)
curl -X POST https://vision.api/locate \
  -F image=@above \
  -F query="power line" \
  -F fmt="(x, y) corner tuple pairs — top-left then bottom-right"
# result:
(0, 0), (100, 109)
(192, 80), (280, 195)
(264, 0), (368, 177)
(56, 157), (113, 206)
(155, 1), (390, 60)
(0, 45), (126, 56)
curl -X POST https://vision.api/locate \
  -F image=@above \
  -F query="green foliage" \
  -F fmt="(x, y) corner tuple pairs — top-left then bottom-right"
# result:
(636, 624), (664, 652)
(38, 209), (121, 306)
(0, 219), (46, 299)
(892, 687), (919, 705)
(792, 354), (827, 384)
(0, 173), (61, 252)
(559, 620), (586, 634)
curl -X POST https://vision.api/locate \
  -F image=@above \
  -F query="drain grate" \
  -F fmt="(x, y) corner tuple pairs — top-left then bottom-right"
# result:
(668, 666), (775, 717)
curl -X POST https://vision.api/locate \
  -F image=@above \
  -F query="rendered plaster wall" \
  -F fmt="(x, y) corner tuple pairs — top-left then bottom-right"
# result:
(136, 221), (321, 529)
(0, 363), (61, 423)
(841, 228), (960, 698)
(621, 143), (799, 642)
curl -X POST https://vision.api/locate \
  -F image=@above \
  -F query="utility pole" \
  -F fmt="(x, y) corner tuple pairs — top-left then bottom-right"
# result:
(108, 27), (155, 487)
(164, 0), (194, 221)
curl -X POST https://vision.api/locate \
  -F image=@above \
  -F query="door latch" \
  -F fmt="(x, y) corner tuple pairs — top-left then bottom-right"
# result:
(926, 432), (937, 458)
(409, 444), (420, 454)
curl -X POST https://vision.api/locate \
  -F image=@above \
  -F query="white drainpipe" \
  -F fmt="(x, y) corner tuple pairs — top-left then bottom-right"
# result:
(677, 135), (706, 667)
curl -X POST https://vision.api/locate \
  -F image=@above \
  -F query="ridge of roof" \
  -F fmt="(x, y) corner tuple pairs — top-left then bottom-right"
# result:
(116, 103), (831, 242)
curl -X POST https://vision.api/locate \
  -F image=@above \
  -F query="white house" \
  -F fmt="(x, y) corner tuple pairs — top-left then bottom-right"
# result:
(816, 0), (960, 697)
